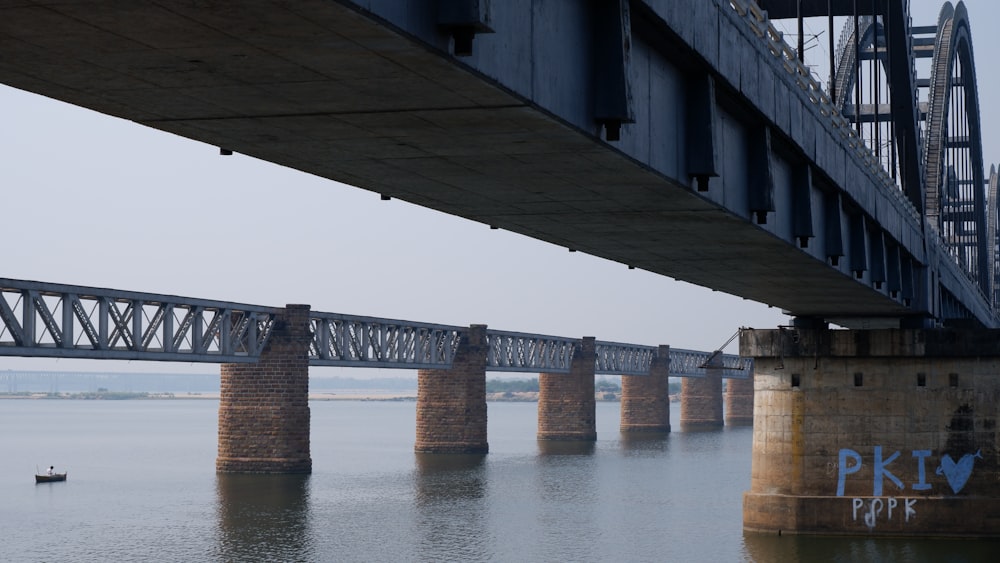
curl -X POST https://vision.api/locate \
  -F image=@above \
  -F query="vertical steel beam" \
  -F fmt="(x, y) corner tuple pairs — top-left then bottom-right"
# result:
(686, 74), (719, 191)
(824, 192), (844, 266)
(22, 290), (35, 346)
(132, 300), (143, 351)
(62, 294), (75, 349)
(849, 213), (868, 278)
(869, 229), (887, 289)
(792, 164), (815, 248)
(593, 0), (634, 141)
(748, 126), (775, 224)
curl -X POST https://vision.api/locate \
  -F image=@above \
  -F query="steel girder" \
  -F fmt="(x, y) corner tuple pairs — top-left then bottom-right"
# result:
(309, 313), (464, 369)
(0, 277), (752, 374)
(0, 278), (276, 362)
(668, 348), (753, 379)
(485, 330), (579, 373)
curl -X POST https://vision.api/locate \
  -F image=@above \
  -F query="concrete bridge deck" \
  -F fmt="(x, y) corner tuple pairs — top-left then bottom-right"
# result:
(0, 0), (957, 327)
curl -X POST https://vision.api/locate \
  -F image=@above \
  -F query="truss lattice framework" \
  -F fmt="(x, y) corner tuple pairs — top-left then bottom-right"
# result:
(0, 278), (752, 374)
(309, 313), (464, 369)
(595, 341), (657, 375)
(669, 348), (752, 379)
(0, 278), (277, 362)
(485, 330), (579, 373)
(593, 342), (750, 377)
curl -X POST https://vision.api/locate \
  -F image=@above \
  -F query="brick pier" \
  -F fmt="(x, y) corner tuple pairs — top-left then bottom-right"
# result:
(724, 375), (754, 426)
(538, 337), (596, 441)
(216, 304), (312, 474)
(620, 344), (671, 433)
(680, 353), (724, 429)
(414, 325), (489, 454)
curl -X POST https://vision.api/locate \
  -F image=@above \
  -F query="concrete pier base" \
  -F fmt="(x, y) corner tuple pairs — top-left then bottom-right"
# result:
(620, 344), (671, 433)
(217, 305), (312, 474)
(742, 328), (1000, 537)
(724, 375), (754, 426)
(680, 355), (723, 429)
(414, 325), (488, 454)
(538, 337), (596, 441)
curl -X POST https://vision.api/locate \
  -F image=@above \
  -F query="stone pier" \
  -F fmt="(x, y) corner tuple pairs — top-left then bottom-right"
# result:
(680, 353), (724, 429)
(538, 337), (596, 441)
(724, 375), (754, 426)
(414, 325), (489, 454)
(217, 305), (312, 474)
(742, 328), (1000, 537)
(620, 344), (671, 433)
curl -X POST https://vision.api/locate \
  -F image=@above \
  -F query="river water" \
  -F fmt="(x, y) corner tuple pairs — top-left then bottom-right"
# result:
(2, 399), (998, 562)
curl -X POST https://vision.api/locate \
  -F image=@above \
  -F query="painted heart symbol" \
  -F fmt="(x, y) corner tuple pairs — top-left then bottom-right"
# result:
(936, 449), (982, 494)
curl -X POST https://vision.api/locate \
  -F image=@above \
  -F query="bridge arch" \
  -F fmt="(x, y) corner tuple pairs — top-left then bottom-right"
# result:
(988, 166), (999, 306)
(831, 8), (923, 212)
(923, 1), (989, 300)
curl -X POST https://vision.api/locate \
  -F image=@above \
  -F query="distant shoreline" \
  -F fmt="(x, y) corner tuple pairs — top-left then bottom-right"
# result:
(0, 391), (669, 402)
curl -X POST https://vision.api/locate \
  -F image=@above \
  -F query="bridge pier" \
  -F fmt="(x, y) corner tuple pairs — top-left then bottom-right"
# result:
(414, 325), (489, 454)
(620, 345), (671, 433)
(680, 354), (724, 429)
(742, 328), (1000, 537)
(724, 375), (754, 426)
(216, 305), (312, 474)
(538, 337), (597, 441)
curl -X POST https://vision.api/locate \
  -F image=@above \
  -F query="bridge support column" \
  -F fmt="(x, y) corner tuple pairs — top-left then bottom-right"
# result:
(724, 375), (754, 426)
(680, 354), (723, 429)
(414, 324), (488, 454)
(620, 344), (671, 433)
(217, 304), (312, 474)
(742, 328), (1000, 537)
(538, 337), (597, 441)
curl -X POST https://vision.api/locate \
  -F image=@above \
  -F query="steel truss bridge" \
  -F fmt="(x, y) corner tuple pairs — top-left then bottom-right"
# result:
(0, 1), (998, 330)
(0, 278), (747, 378)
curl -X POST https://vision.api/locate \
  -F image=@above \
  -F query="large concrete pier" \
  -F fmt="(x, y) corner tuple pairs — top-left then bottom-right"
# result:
(742, 328), (1000, 537)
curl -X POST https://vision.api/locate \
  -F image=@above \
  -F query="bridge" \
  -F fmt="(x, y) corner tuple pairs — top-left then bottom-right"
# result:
(2, 0), (1000, 537)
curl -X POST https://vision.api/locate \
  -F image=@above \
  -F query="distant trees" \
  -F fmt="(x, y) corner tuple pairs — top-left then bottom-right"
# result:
(486, 378), (538, 393)
(486, 378), (622, 393)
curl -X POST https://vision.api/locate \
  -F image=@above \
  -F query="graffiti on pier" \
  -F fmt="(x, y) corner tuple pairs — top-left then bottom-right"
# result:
(836, 446), (981, 496)
(852, 497), (917, 529)
(936, 450), (983, 494)
(834, 446), (983, 529)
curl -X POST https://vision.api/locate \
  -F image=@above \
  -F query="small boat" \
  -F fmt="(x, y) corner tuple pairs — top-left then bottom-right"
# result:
(35, 472), (67, 483)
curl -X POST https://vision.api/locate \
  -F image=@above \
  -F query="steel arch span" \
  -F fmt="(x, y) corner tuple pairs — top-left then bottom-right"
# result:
(922, 2), (990, 308)
(770, 0), (997, 324)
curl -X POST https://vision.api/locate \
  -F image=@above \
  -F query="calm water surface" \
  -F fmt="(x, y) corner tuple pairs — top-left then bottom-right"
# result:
(2, 400), (998, 562)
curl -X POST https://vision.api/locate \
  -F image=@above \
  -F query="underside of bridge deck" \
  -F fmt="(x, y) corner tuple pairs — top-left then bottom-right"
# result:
(0, 1), (922, 326)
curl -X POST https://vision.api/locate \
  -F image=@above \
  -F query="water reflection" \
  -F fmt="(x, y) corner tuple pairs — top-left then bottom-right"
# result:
(743, 531), (1000, 562)
(412, 453), (493, 560)
(413, 453), (486, 504)
(214, 474), (313, 562)
(536, 439), (596, 456)
(619, 432), (670, 455)
(535, 441), (599, 562)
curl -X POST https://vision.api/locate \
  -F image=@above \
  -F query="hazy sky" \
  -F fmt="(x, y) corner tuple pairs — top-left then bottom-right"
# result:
(1, 1), (996, 374)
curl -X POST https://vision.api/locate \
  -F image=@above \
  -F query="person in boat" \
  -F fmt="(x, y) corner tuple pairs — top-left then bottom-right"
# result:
(46, 466), (54, 476)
